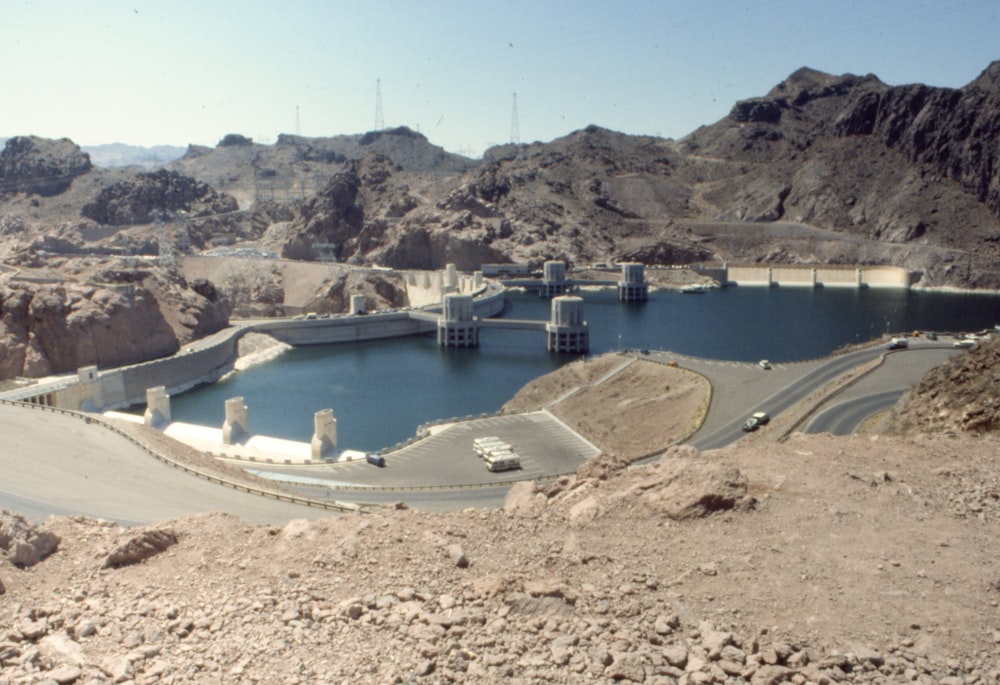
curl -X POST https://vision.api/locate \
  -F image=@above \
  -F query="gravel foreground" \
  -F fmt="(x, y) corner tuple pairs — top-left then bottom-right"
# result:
(2, 431), (999, 685)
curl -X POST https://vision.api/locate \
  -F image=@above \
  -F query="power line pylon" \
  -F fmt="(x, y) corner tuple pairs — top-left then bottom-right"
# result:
(510, 92), (520, 145)
(374, 78), (384, 131)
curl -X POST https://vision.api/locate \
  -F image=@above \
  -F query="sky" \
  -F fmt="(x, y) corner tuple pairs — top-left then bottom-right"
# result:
(2, 0), (998, 158)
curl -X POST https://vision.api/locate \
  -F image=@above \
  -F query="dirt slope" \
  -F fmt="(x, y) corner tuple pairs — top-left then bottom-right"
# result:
(1, 429), (998, 684)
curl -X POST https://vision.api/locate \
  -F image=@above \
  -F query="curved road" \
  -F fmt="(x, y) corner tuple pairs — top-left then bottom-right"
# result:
(804, 389), (905, 435)
(0, 403), (333, 525)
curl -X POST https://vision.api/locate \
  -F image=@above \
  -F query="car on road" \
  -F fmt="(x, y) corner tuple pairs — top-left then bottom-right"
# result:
(365, 453), (386, 467)
(742, 411), (771, 432)
(886, 337), (909, 350)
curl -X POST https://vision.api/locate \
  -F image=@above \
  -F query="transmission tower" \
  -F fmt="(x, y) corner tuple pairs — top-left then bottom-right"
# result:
(374, 78), (384, 131)
(510, 92), (520, 145)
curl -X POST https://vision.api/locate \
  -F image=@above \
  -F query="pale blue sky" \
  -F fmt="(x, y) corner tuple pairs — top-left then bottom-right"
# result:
(2, 0), (998, 157)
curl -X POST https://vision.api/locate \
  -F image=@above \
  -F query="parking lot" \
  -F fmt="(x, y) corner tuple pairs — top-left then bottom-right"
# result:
(252, 410), (601, 489)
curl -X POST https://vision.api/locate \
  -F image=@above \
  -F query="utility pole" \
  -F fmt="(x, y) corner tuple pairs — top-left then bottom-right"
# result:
(374, 78), (384, 131)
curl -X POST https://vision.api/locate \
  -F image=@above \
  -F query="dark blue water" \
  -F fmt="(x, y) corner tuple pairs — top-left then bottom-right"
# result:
(169, 286), (1000, 450)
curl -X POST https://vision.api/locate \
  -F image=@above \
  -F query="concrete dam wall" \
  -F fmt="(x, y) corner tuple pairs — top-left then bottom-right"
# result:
(718, 265), (913, 288)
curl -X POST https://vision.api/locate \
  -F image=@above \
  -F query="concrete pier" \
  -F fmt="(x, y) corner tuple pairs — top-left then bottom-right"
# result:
(222, 396), (248, 445)
(143, 386), (171, 428)
(310, 408), (338, 460)
(546, 296), (589, 354)
(617, 262), (648, 302)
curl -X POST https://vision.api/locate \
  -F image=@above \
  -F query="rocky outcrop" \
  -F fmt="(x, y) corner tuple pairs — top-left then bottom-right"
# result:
(886, 335), (1000, 435)
(281, 167), (365, 261)
(101, 528), (178, 569)
(217, 133), (253, 148)
(0, 510), (60, 567)
(300, 270), (407, 314)
(0, 273), (229, 379)
(0, 136), (92, 196)
(845, 71), (1000, 216)
(514, 446), (754, 523)
(81, 169), (239, 226)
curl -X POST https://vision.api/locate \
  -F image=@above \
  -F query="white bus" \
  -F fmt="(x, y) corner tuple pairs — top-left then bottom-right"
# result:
(484, 451), (521, 472)
(473, 437), (511, 458)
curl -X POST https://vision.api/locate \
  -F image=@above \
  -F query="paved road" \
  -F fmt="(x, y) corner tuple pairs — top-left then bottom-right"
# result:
(646, 340), (958, 450)
(802, 346), (959, 435)
(0, 403), (332, 525)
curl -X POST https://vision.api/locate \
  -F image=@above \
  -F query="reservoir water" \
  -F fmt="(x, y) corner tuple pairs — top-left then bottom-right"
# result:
(169, 286), (1000, 451)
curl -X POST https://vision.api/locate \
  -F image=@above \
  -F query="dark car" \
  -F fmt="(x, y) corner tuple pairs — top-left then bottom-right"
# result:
(366, 453), (386, 467)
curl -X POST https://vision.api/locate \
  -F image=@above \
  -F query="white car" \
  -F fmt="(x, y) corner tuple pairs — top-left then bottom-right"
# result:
(742, 411), (771, 432)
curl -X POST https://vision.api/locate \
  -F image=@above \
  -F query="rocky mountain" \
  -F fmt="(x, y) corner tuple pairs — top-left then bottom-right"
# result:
(0, 136), (92, 197)
(2, 63), (1000, 377)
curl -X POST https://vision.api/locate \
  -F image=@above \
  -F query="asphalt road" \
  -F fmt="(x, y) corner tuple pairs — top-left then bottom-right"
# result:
(654, 341), (958, 449)
(0, 403), (332, 524)
(801, 346), (959, 435)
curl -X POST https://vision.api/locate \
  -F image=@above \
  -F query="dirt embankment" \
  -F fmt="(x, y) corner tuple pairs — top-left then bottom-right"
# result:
(503, 354), (711, 458)
(2, 426), (999, 684)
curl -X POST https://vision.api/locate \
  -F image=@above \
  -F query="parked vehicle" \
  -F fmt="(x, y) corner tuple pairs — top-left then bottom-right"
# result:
(473, 437), (511, 458)
(886, 337), (909, 350)
(365, 453), (385, 467)
(758, 359), (772, 370)
(485, 451), (521, 472)
(742, 411), (770, 432)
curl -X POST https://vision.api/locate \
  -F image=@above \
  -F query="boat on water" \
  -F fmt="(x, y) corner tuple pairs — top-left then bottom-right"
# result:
(680, 283), (710, 294)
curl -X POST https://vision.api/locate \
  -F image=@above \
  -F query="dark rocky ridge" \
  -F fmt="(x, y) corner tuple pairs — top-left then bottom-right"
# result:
(81, 169), (239, 226)
(0, 136), (92, 197)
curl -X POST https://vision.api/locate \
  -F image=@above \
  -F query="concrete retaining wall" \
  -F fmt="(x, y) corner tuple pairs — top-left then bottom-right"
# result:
(2, 327), (244, 411)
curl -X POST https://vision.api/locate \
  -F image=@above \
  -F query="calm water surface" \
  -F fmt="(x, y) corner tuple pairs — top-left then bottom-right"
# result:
(169, 286), (1000, 450)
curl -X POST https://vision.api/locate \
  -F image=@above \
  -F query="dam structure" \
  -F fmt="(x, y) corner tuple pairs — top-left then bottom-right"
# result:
(0, 262), (590, 413)
(423, 292), (590, 354)
(693, 263), (914, 289)
(501, 260), (649, 302)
